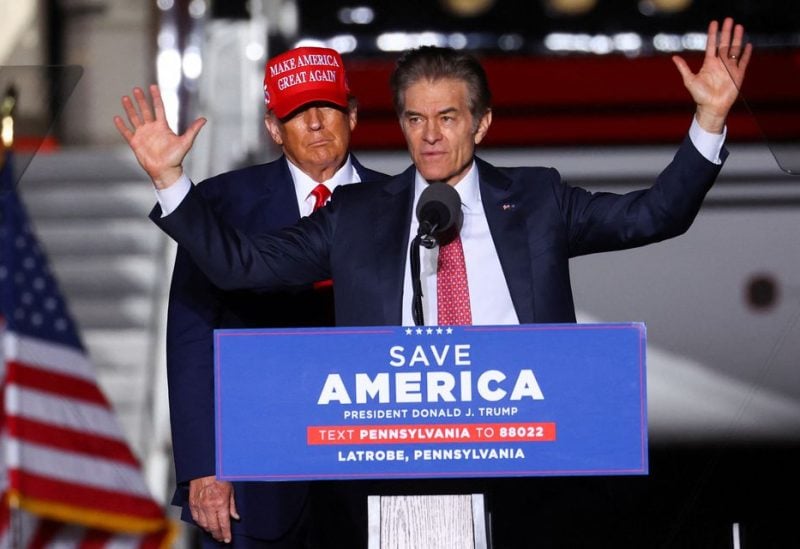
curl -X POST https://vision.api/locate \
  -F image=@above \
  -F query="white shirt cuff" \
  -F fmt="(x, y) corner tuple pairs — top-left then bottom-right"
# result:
(154, 174), (192, 217)
(689, 117), (726, 165)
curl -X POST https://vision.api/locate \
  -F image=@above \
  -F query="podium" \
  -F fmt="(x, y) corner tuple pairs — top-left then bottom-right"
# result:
(214, 324), (648, 546)
(368, 494), (488, 549)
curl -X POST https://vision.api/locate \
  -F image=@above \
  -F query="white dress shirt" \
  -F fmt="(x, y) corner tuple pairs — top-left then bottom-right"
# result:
(286, 157), (360, 216)
(401, 162), (519, 327)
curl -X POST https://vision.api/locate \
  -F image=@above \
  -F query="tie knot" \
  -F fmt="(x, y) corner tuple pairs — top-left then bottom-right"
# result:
(310, 184), (331, 211)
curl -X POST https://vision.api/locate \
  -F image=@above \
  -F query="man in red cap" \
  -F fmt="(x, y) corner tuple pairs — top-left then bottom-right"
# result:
(115, 47), (386, 548)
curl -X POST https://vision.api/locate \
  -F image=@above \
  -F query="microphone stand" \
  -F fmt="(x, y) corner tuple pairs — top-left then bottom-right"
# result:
(410, 223), (438, 326)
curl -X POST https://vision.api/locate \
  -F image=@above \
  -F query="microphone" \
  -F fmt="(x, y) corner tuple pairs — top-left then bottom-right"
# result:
(410, 182), (462, 324)
(415, 182), (462, 247)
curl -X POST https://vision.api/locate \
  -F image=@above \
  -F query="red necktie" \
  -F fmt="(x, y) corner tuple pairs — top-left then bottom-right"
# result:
(437, 233), (472, 325)
(310, 184), (333, 290)
(310, 183), (331, 212)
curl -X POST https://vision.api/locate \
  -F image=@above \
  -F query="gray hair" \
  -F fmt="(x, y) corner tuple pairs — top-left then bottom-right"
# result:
(390, 46), (492, 123)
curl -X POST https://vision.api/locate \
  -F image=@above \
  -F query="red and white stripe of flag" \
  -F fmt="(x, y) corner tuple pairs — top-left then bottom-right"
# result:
(1, 331), (175, 548)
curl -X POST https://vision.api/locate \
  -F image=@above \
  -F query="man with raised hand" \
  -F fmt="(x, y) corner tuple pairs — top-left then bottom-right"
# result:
(116, 46), (386, 548)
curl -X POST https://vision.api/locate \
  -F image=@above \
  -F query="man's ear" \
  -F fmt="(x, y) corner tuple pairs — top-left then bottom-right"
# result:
(264, 114), (283, 146)
(348, 106), (358, 132)
(474, 109), (492, 145)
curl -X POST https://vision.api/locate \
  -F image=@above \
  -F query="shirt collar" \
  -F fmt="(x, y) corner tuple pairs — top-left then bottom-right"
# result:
(287, 154), (359, 201)
(413, 160), (480, 211)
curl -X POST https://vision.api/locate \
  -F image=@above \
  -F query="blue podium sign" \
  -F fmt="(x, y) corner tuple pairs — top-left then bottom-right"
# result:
(214, 323), (648, 481)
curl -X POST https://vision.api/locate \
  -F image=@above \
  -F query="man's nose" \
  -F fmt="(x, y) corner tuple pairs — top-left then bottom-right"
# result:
(303, 107), (324, 130)
(422, 120), (441, 143)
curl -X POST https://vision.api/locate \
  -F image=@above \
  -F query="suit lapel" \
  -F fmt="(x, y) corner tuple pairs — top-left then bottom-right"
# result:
(265, 158), (302, 225)
(373, 166), (416, 325)
(476, 157), (535, 324)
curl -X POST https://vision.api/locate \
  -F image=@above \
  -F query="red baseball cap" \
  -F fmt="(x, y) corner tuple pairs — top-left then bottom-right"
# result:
(263, 46), (350, 119)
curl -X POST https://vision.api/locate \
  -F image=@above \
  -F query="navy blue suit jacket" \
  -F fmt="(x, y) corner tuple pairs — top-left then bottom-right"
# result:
(154, 136), (724, 329)
(164, 154), (386, 540)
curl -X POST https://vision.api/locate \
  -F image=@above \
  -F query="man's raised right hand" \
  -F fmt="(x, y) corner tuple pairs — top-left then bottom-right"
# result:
(114, 84), (206, 189)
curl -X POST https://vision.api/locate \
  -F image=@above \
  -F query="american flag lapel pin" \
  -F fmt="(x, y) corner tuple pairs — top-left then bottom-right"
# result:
(502, 203), (515, 211)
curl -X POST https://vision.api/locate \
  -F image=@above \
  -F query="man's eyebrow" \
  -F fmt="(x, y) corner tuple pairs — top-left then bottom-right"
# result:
(403, 106), (459, 117)
(436, 107), (458, 116)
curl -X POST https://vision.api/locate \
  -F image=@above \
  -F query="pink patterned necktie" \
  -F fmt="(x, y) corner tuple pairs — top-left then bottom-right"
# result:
(310, 183), (331, 211)
(437, 233), (472, 325)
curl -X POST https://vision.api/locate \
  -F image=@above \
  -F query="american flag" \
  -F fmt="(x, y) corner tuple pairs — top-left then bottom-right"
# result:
(0, 150), (175, 547)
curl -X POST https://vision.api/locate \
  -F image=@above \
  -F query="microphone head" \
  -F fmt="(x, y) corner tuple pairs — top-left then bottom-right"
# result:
(416, 182), (462, 236)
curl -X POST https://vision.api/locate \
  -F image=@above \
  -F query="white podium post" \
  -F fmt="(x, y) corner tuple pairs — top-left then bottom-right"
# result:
(367, 494), (489, 549)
